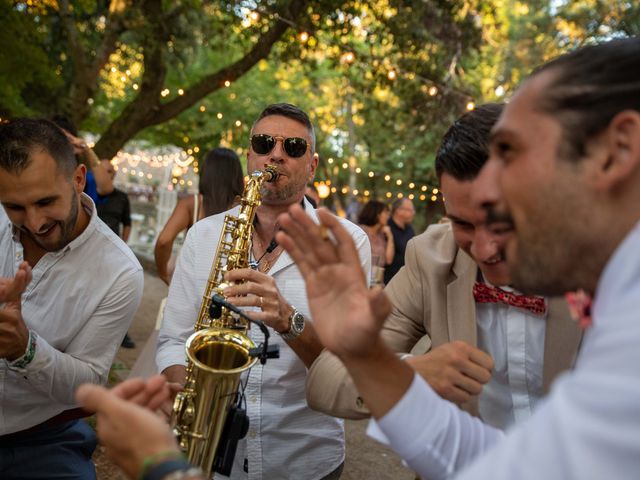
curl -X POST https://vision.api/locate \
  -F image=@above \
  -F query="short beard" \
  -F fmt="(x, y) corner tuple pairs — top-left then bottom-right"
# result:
(58, 192), (79, 249)
(260, 175), (307, 205)
(31, 188), (79, 252)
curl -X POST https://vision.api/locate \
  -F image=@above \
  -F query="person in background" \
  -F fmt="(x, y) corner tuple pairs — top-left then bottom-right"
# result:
(154, 147), (243, 285)
(96, 159), (131, 242)
(305, 184), (321, 208)
(96, 158), (135, 348)
(357, 200), (394, 287)
(384, 198), (415, 284)
(50, 115), (110, 201)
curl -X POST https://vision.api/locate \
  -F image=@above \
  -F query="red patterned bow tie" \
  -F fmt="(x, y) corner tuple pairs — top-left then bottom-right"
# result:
(473, 282), (547, 315)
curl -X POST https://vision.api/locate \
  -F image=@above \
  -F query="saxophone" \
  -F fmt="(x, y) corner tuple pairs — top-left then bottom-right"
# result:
(171, 165), (278, 476)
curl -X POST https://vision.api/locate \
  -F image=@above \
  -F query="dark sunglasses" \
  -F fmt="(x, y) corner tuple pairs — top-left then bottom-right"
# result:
(250, 134), (309, 158)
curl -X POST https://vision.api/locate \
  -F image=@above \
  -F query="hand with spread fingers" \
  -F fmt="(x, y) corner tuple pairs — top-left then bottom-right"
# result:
(76, 381), (180, 480)
(406, 341), (494, 405)
(276, 205), (390, 360)
(223, 268), (293, 333)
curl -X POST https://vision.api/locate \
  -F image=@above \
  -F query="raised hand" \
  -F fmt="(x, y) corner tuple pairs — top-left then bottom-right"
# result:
(0, 261), (32, 360)
(276, 205), (391, 359)
(406, 341), (494, 405)
(0, 261), (31, 303)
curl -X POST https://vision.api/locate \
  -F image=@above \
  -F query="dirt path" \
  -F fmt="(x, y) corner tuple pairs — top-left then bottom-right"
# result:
(95, 271), (414, 479)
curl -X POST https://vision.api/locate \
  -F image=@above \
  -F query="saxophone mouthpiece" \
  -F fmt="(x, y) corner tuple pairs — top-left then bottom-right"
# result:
(264, 165), (279, 182)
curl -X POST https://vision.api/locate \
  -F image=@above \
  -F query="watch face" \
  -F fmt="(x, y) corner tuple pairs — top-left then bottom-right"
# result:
(292, 312), (305, 332)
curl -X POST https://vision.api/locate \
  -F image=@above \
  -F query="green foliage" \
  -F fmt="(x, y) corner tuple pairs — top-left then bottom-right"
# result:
(1, 0), (639, 210)
(0, 2), (63, 116)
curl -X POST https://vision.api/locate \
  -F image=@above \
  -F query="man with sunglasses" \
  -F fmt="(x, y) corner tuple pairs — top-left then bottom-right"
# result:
(157, 103), (371, 479)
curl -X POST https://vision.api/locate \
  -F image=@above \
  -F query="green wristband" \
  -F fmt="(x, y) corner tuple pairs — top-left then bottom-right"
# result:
(11, 330), (36, 369)
(139, 450), (186, 480)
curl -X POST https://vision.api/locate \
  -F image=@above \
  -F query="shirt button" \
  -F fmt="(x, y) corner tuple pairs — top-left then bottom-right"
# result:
(248, 431), (257, 439)
(250, 395), (257, 403)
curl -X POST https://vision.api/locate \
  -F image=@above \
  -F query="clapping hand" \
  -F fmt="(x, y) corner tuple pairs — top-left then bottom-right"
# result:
(0, 261), (31, 303)
(0, 261), (31, 360)
(76, 376), (178, 480)
(406, 341), (494, 405)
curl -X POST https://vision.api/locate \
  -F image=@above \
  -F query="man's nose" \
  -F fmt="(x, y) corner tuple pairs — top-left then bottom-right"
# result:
(471, 228), (499, 262)
(269, 138), (286, 162)
(24, 209), (49, 234)
(472, 157), (502, 212)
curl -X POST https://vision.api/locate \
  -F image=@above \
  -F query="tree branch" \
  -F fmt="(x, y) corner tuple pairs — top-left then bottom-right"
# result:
(140, 0), (310, 127)
(93, 0), (311, 158)
(89, 0), (131, 80)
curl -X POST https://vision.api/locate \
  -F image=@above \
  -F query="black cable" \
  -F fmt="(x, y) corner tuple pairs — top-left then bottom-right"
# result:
(251, 238), (278, 269)
(210, 294), (279, 364)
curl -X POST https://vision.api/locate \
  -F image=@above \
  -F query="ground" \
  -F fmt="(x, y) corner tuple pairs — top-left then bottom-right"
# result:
(94, 271), (414, 479)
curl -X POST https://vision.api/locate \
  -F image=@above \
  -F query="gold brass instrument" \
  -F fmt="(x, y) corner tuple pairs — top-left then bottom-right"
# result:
(171, 165), (278, 476)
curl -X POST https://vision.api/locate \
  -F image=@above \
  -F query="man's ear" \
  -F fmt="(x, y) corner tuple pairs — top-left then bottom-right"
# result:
(594, 110), (640, 192)
(308, 152), (319, 181)
(73, 163), (87, 193)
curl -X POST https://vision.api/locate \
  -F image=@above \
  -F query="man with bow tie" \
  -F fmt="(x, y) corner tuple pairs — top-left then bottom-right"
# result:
(306, 103), (582, 429)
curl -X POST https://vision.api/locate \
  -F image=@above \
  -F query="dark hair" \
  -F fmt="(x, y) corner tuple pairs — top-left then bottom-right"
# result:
(358, 200), (389, 226)
(253, 103), (316, 152)
(390, 197), (410, 215)
(435, 103), (505, 181)
(198, 147), (243, 216)
(533, 37), (640, 162)
(50, 115), (78, 136)
(0, 118), (76, 176)
(390, 198), (402, 215)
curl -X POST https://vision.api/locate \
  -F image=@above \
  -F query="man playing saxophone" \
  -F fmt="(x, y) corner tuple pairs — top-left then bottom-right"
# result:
(157, 103), (371, 479)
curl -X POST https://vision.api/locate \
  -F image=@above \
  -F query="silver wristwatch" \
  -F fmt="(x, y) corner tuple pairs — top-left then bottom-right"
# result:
(280, 307), (305, 341)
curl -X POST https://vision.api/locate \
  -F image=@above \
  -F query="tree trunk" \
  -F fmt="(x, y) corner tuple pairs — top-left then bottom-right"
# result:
(93, 0), (310, 159)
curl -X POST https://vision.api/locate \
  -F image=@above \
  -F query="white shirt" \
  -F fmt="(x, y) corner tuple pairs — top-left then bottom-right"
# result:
(369, 221), (640, 479)
(476, 284), (546, 429)
(157, 200), (371, 480)
(0, 194), (143, 435)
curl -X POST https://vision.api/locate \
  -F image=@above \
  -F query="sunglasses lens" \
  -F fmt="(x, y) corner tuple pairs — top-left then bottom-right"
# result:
(251, 134), (275, 155)
(284, 137), (308, 158)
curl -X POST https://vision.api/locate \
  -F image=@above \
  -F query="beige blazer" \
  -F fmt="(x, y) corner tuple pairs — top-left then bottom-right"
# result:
(306, 223), (582, 419)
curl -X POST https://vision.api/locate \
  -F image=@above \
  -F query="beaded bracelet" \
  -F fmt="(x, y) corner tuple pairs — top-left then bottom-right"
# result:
(139, 450), (186, 480)
(11, 330), (36, 369)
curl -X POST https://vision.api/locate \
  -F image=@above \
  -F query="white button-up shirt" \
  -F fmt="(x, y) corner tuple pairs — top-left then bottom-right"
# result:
(476, 284), (547, 429)
(157, 200), (371, 480)
(0, 194), (143, 435)
(369, 221), (640, 479)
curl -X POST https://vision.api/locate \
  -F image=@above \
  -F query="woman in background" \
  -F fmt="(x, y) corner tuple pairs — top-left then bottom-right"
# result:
(154, 147), (243, 285)
(130, 148), (243, 378)
(357, 200), (394, 287)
